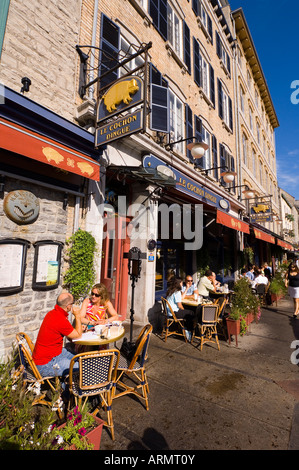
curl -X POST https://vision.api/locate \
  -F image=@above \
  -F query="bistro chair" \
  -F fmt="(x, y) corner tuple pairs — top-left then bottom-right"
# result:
(216, 298), (228, 340)
(256, 283), (268, 306)
(16, 332), (63, 418)
(193, 305), (220, 351)
(161, 297), (187, 342)
(68, 348), (120, 440)
(113, 324), (153, 411)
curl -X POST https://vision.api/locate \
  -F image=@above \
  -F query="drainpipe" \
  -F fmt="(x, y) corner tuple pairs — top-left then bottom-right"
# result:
(89, 0), (99, 101)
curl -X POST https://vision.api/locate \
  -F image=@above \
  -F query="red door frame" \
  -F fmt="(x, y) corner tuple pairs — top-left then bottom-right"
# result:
(101, 214), (130, 321)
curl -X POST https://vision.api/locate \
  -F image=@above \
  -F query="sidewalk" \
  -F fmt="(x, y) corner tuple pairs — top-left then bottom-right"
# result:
(99, 297), (299, 451)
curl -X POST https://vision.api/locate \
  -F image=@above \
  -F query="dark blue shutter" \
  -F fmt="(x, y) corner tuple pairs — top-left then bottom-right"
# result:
(194, 115), (205, 169)
(149, 0), (167, 41)
(185, 104), (193, 162)
(212, 135), (218, 180)
(229, 96), (233, 131)
(218, 79), (223, 119)
(150, 64), (169, 133)
(220, 144), (226, 186)
(209, 64), (215, 107)
(230, 156), (236, 192)
(99, 14), (120, 89)
(216, 32), (221, 58)
(183, 21), (191, 74)
(0, 0), (9, 59)
(192, 0), (199, 16)
(208, 15), (213, 43)
(227, 54), (231, 75)
(193, 38), (202, 88)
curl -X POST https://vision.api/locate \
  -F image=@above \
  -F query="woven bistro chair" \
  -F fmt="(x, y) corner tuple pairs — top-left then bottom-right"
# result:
(161, 297), (187, 342)
(68, 348), (120, 440)
(113, 324), (153, 411)
(216, 297), (228, 340)
(193, 304), (220, 351)
(256, 283), (268, 306)
(16, 332), (63, 417)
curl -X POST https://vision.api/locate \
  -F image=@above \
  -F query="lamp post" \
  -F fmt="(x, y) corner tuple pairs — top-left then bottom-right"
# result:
(164, 136), (209, 158)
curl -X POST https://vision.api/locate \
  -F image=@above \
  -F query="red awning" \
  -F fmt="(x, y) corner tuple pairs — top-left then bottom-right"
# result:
(0, 118), (100, 181)
(277, 239), (294, 251)
(254, 228), (276, 244)
(216, 210), (250, 234)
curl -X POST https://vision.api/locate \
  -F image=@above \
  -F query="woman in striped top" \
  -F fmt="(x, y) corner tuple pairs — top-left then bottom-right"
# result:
(79, 283), (119, 326)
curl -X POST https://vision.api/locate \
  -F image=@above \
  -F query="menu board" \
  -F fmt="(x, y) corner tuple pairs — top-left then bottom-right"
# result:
(32, 241), (63, 290)
(0, 239), (30, 294)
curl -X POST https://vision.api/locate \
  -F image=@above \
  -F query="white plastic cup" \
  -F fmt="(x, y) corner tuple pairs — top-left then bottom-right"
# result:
(94, 325), (103, 335)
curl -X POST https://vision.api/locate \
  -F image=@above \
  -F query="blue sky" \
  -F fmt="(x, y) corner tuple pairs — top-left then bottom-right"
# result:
(229, 0), (299, 200)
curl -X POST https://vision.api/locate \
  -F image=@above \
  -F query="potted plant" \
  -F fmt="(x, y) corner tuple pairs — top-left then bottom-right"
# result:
(52, 406), (104, 450)
(269, 270), (287, 305)
(226, 277), (260, 346)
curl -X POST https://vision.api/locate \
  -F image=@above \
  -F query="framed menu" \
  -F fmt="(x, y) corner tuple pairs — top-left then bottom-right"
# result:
(0, 238), (30, 295)
(32, 241), (63, 290)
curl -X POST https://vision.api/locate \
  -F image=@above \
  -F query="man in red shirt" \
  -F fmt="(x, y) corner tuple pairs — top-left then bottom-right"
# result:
(33, 292), (82, 378)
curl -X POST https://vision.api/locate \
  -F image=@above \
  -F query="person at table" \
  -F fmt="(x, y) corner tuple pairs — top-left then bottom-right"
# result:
(245, 265), (255, 284)
(79, 283), (119, 327)
(166, 277), (196, 341)
(181, 275), (199, 299)
(197, 270), (217, 300)
(212, 272), (222, 291)
(252, 269), (269, 288)
(32, 292), (82, 378)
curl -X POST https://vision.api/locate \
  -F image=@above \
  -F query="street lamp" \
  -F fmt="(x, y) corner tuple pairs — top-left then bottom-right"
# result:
(227, 184), (256, 199)
(197, 165), (237, 183)
(164, 136), (209, 158)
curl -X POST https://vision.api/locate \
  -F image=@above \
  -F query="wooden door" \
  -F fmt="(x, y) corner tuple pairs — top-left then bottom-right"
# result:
(101, 214), (130, 320)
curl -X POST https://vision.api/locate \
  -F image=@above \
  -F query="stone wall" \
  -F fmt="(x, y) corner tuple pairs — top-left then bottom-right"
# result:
(0, 177), (74, 359)
(0, 0), (81, 122)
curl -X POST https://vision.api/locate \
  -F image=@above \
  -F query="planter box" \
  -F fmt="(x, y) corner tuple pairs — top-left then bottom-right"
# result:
(271, 294), (284, 307)
(226, 318), (240, 347)
(58, 414), (104, 450)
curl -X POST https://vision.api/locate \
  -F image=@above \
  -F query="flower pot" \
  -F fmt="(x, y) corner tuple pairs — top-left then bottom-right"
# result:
(57, 414), (104, 450)
(271, 293), (283, 306)
(226, 318), (240, 347)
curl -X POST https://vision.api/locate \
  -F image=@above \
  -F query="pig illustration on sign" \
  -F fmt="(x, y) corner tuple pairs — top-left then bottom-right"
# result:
(252, 204), (269, 213)
(42, 147), (64, 164)
(103, 78), (139, 113)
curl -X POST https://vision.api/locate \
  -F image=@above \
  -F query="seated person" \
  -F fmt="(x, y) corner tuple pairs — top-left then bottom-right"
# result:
(166, 277), (196, 341)
(239, 268), (247, 279)
(197, 270), (217, 299)
(78, 283), (119, 327)
(181, 275), (199, 299)
(245, 265), (255, 284)
(252, 269), (269, 288)
(212, 272), (222, 290)
(32, 292), (82, 378)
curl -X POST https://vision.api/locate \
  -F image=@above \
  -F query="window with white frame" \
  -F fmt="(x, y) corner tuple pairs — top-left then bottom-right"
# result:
(242, 133), (247, 166)
(259, 160), (263, 185)
(119, 37), (145, 76)
(257, 121), (260, 145)
(240, 85), (245, 113)
(167, 3), (182, 57)
(222, 89), (232, 129)
(169, 90), (184, 153)
(201, 125), (211, 171)
(252, 148), (256, 177)
(249, 106), (253, 131)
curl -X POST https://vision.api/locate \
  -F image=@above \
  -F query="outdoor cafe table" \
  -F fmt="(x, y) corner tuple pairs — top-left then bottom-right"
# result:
(73, 325), (125, 347)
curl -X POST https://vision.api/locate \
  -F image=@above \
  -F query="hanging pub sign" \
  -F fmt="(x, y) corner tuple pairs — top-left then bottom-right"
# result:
(95, 75), (145, 148)
(250, 200), (273, 223)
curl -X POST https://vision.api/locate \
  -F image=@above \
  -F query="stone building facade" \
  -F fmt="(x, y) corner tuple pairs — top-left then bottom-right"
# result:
(0, 0), (286, 358)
